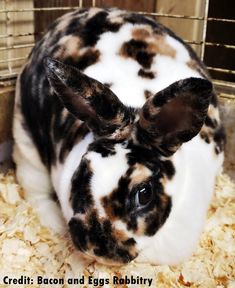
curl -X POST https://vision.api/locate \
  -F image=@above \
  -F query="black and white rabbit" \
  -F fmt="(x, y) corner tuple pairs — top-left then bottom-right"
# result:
(13, 8), (225, 266)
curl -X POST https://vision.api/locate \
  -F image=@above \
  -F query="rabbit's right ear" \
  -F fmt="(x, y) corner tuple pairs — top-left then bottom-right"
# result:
(44, 57), (131, 138)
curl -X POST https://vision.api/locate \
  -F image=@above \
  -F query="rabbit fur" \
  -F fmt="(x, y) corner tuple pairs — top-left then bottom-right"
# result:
(13, 8), (225, 266)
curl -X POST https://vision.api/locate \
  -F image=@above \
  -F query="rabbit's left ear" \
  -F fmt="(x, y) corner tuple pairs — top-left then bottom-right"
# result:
(135, 77), (212, 156)
(44, 57), (131, 138)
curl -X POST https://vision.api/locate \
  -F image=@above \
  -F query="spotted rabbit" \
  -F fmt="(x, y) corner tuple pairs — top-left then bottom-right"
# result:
(13, 8), (225, 265)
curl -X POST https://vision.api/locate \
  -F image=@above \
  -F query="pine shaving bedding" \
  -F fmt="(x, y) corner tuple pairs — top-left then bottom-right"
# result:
(0, 172), (234, 288)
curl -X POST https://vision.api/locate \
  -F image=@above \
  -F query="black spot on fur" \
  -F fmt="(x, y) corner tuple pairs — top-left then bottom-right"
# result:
(103, 82), (113, 88)
(145, 195), (172, 236)
(64, 49), (100, 71)
(70, 159), (93, 214)
(48, 31), (64, 52)
(160, 160), (175, 179)
(122, 238), (136, 246)
(210, 92), (218, 107)
(77, 11), (121, 47)
(88, 213), (135, 263)
(88, 139), (117, 157)
(121, 39), (154, 69)
(59, 123), (89, 162)
(51, 191), (60, 206)
(69, 213), (137, 264)
(205, 115), (218, 129)
(126, 141), (160, 171)
(138, 69), (155, 79)
(200, 131), (211, 144)
(66, 17), (81, 36)
(69, 218), (89, 251)
(144, 90), (153, 100)
(20, 67), (56, 167)
(214, 125), (226, 154)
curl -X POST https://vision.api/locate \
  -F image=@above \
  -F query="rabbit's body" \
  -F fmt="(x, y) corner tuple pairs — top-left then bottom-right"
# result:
(13, 8), (225, 265)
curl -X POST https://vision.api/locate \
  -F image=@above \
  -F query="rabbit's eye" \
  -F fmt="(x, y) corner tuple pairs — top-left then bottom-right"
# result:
(135, 183), (153, 207)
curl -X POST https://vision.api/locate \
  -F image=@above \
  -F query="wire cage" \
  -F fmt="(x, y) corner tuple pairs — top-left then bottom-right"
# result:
(0, 0), (234, 173)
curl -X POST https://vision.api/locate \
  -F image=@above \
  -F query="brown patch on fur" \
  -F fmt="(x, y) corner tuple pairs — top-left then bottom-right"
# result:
(138, 69), (155, 79)
(200, 127), (213, 144)
(112, 228), (127, 240)
(208, 104), (220, 122)
(61, 108), (69, 120)
(132, 27), (152, 40)
(200, 102), (225, 155)
(129, 163), (152, 188)
(53, 36), (81, 59)
(135, 218), (146, 235)
(119, 39), (154, 69)
(187, 59), (209, 79)
(147, 36), (176, 58)
(119, 30), (176, 70)
(144, 90), (153, 100)
(139, 99), (161, 128)
(102, 197), (118, 221)
(159, 175), (168, 187)
(133, 27), (176, 58)
(111, 122), (133, 141)
(76, 48), (101, 71)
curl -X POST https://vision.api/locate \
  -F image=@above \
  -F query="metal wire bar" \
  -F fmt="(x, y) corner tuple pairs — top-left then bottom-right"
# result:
(79, 0), (83, 8)
(1, 31), (235, 50)
(207, 66), (235, 75)
(137, 11), (235, 23)
(205, 42), (235, 50)
(214, 80), (235, 90)
(200, 0), (210, 60)
(0, 7), (81, 13)
(0, 72), (18, 80)
(0, 56), (27, 64)
(0, 43), (34, 51)
(0, 8), (234, 23)
(0, 32), (43, 39)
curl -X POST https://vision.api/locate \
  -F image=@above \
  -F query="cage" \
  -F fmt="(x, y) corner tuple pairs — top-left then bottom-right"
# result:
(0, 0), (234, 287)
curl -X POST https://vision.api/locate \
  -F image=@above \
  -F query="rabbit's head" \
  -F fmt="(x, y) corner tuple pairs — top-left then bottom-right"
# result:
(45, 57), (212, 266)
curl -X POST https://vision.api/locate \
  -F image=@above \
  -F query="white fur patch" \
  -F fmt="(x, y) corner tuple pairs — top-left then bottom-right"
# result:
(51, 133), (94, 222)
(86, 144), (129, 199)
(86, 144), (129, 217)
(84, 24), (202, 109)
(135, 135), (224, 265)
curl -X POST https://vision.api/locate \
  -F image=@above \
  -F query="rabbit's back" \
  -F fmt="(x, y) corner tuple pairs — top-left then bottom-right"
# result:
(16, 8), (224, 168)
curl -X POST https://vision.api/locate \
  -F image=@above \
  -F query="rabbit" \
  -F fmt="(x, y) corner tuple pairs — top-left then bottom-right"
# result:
(13, 7), (225, 266)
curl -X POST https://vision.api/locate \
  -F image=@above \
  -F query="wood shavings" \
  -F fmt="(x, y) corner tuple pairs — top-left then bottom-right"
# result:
(0, 171), (234, 287)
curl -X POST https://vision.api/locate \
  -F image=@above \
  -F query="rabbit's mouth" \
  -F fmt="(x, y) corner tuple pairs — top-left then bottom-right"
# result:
(68, 214), (138, 266)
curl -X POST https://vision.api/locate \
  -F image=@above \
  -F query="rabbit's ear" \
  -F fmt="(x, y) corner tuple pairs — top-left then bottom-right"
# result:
(44, 57), (131, 138)
(135, 77), (212, 156)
